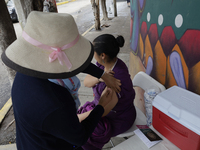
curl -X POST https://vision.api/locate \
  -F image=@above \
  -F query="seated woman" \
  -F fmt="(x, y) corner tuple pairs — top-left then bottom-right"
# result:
(77, 34), (136, 150)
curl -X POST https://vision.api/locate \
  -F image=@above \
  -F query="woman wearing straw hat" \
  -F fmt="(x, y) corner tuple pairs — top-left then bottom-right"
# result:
(1, 11), (121, 150)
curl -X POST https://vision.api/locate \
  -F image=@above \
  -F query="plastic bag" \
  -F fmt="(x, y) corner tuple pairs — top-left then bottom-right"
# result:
(144, 88), (159, 126)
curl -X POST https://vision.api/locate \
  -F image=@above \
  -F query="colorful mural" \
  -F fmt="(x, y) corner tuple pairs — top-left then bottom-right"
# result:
(130, 0), (200, 95)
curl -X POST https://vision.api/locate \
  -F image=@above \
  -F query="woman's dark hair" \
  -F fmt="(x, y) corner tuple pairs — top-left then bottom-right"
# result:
(93, 34), (125, 60)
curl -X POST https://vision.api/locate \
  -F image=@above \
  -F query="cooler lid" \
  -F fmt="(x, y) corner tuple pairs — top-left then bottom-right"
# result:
(152, 86), (200, 135)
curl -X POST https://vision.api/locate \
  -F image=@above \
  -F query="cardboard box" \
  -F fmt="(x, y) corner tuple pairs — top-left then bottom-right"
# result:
(152, 86), (200, 150)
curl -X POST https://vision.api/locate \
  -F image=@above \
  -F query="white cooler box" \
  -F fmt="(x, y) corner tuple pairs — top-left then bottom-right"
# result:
(152, 86), (200, 150)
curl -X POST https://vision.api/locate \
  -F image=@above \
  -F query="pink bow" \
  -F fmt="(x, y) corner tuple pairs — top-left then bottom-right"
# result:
(22, 31), (80, 70)
(49, 47), (72, 69)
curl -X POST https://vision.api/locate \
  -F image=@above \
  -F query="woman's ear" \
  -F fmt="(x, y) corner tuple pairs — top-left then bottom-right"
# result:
(101, 53), (106, 59)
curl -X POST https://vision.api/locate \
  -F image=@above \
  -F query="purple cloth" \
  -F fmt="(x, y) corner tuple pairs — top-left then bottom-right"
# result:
(78, 59), (136, 149)
(77, 101), (96, 113)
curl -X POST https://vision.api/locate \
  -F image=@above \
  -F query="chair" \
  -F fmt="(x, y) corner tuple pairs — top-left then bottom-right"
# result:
(132, 71), (166, 92)
(110, 71), (166, 147)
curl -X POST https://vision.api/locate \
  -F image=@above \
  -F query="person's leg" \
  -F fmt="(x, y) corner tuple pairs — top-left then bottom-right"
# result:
(127, 0), (130, 7)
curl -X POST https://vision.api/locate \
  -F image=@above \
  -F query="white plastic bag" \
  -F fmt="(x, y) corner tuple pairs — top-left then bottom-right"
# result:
(144, 89), (159, 126)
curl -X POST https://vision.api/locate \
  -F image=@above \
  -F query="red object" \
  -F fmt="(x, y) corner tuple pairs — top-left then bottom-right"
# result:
(140, 21), (148, 42)
(160, 26), (177, 57)
(178, 29), (200, 68)
(152, 107), (200, 150)
(148, 24), (159, 49)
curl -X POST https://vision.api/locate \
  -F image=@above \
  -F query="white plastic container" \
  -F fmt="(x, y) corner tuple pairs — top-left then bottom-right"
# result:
(152, 86), (200, 150)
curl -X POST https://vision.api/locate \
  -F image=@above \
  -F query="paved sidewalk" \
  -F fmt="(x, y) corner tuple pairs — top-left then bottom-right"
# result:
(56, 0), (75, 6)
(0, 0), (132, 149)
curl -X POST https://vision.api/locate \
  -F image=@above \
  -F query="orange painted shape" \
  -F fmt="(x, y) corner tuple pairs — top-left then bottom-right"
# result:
(144, 35), (153, 68)
(189, 62), (200, 95)
(138, 34), (144, 60)
(153, 40), (166, 85)
(172, 44), (189, 89)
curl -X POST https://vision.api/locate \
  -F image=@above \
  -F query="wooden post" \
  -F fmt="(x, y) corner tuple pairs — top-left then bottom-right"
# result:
(0, 0), (17, 85)
(91, 0), (101, 30)
(13, 0), (33, 29)
(113, 0), (117, 17)
(14, 0), (58, 29)
(101, 0), (109, 21)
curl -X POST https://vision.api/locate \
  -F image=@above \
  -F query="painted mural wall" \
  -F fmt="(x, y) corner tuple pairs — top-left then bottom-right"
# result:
(130, 0), (200, 95)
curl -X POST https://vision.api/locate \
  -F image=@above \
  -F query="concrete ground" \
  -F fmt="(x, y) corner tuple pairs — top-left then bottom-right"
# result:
(0, 0), (133, 149)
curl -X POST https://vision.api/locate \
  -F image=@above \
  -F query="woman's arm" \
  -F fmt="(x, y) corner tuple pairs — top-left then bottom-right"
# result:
(101, 71), (121, 93)
(83, 74), (99, 87)
(77, 87), (118, 122)
(77, 110), (92, 122)
(82, 63), (121, 92)
(84, 70), (116, 87)
(101, 88), (118, 117)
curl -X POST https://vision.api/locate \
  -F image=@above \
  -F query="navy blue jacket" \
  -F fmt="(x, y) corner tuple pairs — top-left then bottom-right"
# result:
(12, 67), (104, 150)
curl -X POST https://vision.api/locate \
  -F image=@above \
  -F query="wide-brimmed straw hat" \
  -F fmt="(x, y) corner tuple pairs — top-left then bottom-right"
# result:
(1, 11), (93, 79)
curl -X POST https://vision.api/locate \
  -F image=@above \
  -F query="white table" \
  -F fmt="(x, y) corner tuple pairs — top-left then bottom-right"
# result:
(111, 126), (180, 150)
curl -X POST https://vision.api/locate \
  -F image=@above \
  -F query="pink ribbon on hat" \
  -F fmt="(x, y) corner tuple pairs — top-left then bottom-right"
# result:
(22, 31), (80, 70)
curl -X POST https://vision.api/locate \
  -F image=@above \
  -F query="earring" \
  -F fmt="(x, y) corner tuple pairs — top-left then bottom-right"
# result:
(102, 60), (105, 63)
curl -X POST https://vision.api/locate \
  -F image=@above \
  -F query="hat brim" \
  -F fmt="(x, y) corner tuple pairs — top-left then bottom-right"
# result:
(1, 37), (94, 79)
